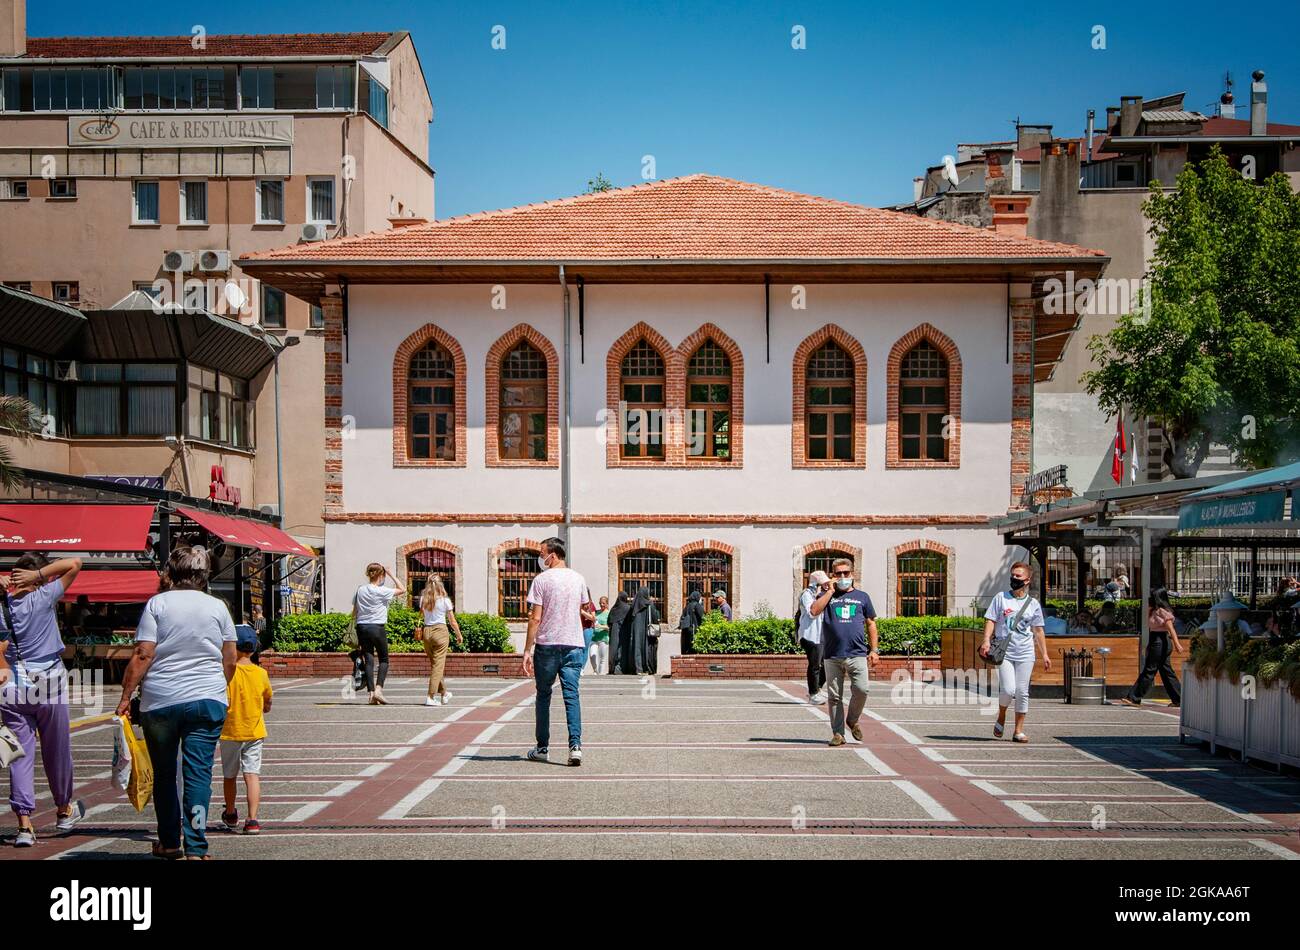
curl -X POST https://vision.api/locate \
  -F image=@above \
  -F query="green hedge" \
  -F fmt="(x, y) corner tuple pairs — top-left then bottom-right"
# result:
(272, 606), (513, 654)
(691, 613), (983, 655)
(1190, 629), (1300, 697)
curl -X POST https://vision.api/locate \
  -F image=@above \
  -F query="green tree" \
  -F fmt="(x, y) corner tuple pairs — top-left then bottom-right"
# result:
(1082, 147), (1300, 477)
(585, 172), (613, 194)
(0, 395), (40, 491)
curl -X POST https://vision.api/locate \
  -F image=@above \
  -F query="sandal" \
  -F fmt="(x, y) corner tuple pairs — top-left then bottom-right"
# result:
(1012, 732), (1029, 743)
(151, 842), (183, 860)
(993, 722), (1004, 739)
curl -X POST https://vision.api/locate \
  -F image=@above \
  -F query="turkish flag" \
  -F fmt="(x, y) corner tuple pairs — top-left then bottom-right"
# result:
(1111, 412), (1128, 484)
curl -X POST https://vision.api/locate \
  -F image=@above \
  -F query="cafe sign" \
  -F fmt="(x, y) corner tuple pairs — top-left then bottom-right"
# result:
(1177, 489), (1286, 530)
(68, 114), (293, 148)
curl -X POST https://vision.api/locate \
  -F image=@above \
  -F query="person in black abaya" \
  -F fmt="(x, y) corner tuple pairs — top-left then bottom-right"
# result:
(621, 586), (658, 675)
(678, 590), (706, 655)
(606, 591), (633, 674)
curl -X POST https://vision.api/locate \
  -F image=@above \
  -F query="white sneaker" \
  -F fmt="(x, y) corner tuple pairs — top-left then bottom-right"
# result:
(56, 799), (86, 833)
(441, 692), (452, 704)
(809, 692), (826, 704)
(13, 828), (35, 847)
(424, 696), (442, 706)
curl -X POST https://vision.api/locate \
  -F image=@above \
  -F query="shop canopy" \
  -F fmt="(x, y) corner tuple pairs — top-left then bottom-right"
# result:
(61, 569), (160, 603)
(0, 503), (156, 552)
(177, 506), (314, 558)
(1177, 462), (1300, 530)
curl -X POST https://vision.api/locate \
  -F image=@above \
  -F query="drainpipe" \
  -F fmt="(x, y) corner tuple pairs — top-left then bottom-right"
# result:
(559, 265), (572, 552)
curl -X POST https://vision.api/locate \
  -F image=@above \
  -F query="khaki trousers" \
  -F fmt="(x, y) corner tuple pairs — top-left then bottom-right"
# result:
(422, 623), (451, 696)
(823, 656), (870, 737)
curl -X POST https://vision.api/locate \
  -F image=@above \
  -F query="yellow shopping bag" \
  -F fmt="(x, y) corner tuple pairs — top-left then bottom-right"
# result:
(111, 715), (153, 812)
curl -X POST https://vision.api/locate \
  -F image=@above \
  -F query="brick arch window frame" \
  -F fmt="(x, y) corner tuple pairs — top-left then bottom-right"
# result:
(395, 537), (464, 612)
(392, 324), (467, 468)
(606, 322), (683, 467)
(886, 538), (956, 617)
(886, 324), (963, 469)
(485, 325), (560, 468)
(791, 325), (867, 469)
(607, 538), (680, 627)
(679, 539), (739, 614)
(793, 539), (864, 609)
(676, 324), (745, 468)
(487, 537), (544, 621)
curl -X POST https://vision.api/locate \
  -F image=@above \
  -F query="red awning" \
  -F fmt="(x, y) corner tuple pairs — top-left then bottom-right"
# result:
(62, 569), (161, 603)
(0, 503), (156, 553)
(177, 506), (314, 558)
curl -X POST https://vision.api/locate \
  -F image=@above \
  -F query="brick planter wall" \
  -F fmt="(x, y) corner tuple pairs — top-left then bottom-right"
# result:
(670, 654), (940, 680)
(261, 652), (526, 678)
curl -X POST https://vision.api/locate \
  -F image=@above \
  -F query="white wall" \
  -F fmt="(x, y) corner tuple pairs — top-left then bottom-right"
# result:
(340, 282), (1014, 517)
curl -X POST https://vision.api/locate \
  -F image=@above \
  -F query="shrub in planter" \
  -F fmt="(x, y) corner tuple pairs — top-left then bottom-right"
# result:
(1189, 631), (1300, 697)
(690, 613), (982, 655)
(273, 608), (513, 654)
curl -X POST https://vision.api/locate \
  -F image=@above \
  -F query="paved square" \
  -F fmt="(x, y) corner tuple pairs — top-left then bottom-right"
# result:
(7, 676), (1300, 860)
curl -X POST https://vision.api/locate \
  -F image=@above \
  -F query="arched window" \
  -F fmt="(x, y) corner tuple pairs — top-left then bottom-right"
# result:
(408, 343), (456, 461)
(618, 548), (667, 603)
(803, 549), (848, 589)
(896, 549), (947, 616)
(406, 547), (456, 609)
(683, 548), (731, 606)
(620, 340), (665, 459)
(497, 547), (541, 619)
(686, 340), (731, 460)
(898, 341), (949, 462)
(499, 341), (547, 461)
(805, 341), (854, 461)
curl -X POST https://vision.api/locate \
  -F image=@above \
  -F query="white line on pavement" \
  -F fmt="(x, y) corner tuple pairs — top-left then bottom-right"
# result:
(1004, 800), (1051, 823)
(1249, 839), (1300, 859)
(379, 745), (481, 821)
(891, 780), (956, 821)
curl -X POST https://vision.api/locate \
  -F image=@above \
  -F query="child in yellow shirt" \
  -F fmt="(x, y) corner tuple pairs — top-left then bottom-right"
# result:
(219, 627), (273, 834)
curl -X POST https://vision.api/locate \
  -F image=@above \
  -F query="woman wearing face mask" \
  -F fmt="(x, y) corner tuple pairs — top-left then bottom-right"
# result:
(980, 562), (1050, 743)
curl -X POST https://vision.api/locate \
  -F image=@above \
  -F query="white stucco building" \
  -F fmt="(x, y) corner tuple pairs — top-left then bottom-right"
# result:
(240, 175), (1107, 628)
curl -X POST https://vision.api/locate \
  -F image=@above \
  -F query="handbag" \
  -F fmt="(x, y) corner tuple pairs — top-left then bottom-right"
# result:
(580, 588), (596, 630)
(0, 595), (29, 768)
(984, 595), (1033, 666)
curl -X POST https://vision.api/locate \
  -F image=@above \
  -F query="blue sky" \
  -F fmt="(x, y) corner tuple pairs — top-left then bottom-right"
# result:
(33, 0), (1300, 218)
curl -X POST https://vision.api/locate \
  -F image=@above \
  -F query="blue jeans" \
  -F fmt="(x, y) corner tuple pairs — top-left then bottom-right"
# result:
(533, 645), (584, 750)
(140, 698), (226, 856)
(582, 628), (594, 666)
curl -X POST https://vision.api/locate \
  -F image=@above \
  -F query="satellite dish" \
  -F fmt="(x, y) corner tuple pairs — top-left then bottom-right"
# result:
(942, 155), (960, 188)
(223, 280), (247, 312)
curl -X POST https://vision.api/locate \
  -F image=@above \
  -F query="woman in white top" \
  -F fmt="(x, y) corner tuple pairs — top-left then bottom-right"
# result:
(419, 575), (462, 706)
(115, 545), (236, 859)
(980, 561), (1051, 743)
(351, 563), (405, 705)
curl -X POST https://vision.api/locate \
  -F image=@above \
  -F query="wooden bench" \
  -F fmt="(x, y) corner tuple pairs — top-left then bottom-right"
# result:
(941, 627), (1148, 686)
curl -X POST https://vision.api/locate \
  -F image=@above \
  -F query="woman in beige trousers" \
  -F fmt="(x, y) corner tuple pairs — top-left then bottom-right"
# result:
(418, 575), (462, 706)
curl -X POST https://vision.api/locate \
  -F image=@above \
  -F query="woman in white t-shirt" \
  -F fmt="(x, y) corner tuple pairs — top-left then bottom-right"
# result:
(980, 561), (1051, 743)
(419, 574), (462, 706)
(351, 563), (404, 705)
(115, 545), (236, 859)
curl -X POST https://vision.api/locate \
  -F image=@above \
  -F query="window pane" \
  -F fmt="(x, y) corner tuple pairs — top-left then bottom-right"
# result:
(808, 413), (827, 436)
(412, 414), (430, 435)
(901, 413), (921, 436)
(76, 387), (120, 435)
(830, 386), (852, 405)
(410, 386), (432, 406)
(261, 286), (285, 327)
(643, 384), (663, 403)
(808, 437), (826, 460)
(309, 178), (334, 222)
(134, 182), (158, 222)
(125, 364), (175, 382)
(175, 68), (192, 109)
(259, 180), (283, 222)
(832, 413), (851, 435)
(927, 436), (947, 461)
(183, 181), (206, 221)
(128, 386), (174, 435)
(833, 436), (852, 461)
(688, 384), (710, 403)
(315, 66), (332, 108)
(81, 363), (122, 382)
(711, 384), (729, 403)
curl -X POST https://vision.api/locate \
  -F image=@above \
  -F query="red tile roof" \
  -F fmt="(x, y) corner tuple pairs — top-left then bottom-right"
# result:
(21, 32), (396, 59)
(244, 174), (1104, 263)
(1199, 116), (1300, 137)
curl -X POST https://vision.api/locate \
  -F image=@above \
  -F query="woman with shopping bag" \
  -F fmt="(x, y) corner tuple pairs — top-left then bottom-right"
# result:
(1, 554), (87, 848)
(116, 546), (237, 860)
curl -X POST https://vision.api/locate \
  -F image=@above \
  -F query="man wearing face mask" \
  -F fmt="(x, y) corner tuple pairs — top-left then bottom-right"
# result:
(522, 537), (594, 766)
(809, 558), (878, 746)
(980, 561), (1050, 743)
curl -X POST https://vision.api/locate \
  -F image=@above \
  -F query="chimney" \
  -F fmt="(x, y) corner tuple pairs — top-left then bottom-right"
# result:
(1034, 139), (1081, 245)
(0, 0), (25, 57)
(1106, 106), (1119, 134)
(1119, 96), (1143, 137)
(1016, 123), (1053, 153)
(990, 195), (1031, 238)
(388, 216), (428, 228)
(1250, 69), (1267, 135)
(913, 177), (924, 203)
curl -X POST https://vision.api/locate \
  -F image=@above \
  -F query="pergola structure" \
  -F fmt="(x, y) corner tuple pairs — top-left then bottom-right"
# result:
(993, 465), (1300, 655)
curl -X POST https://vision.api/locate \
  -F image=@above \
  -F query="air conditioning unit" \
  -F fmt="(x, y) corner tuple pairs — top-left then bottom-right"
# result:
(163, 249), (194, 273)
(300, 223), (327, 242)
(198, 249), (231, 273)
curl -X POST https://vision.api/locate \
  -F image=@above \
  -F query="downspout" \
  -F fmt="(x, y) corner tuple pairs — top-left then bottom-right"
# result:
(559, 265), (572, 552)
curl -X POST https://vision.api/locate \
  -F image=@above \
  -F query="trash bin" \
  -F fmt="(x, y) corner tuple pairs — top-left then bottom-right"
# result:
(1062, 648), (1094, 704)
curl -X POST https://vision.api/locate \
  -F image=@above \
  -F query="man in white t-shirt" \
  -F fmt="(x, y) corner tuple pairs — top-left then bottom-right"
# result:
(523, 537), (594, 766)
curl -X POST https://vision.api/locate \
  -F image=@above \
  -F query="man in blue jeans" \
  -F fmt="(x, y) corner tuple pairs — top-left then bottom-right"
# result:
(522, 537), (595, 766)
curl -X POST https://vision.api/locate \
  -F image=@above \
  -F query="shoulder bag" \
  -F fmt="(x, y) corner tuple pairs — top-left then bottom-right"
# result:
(984, 595), (1033, 666)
